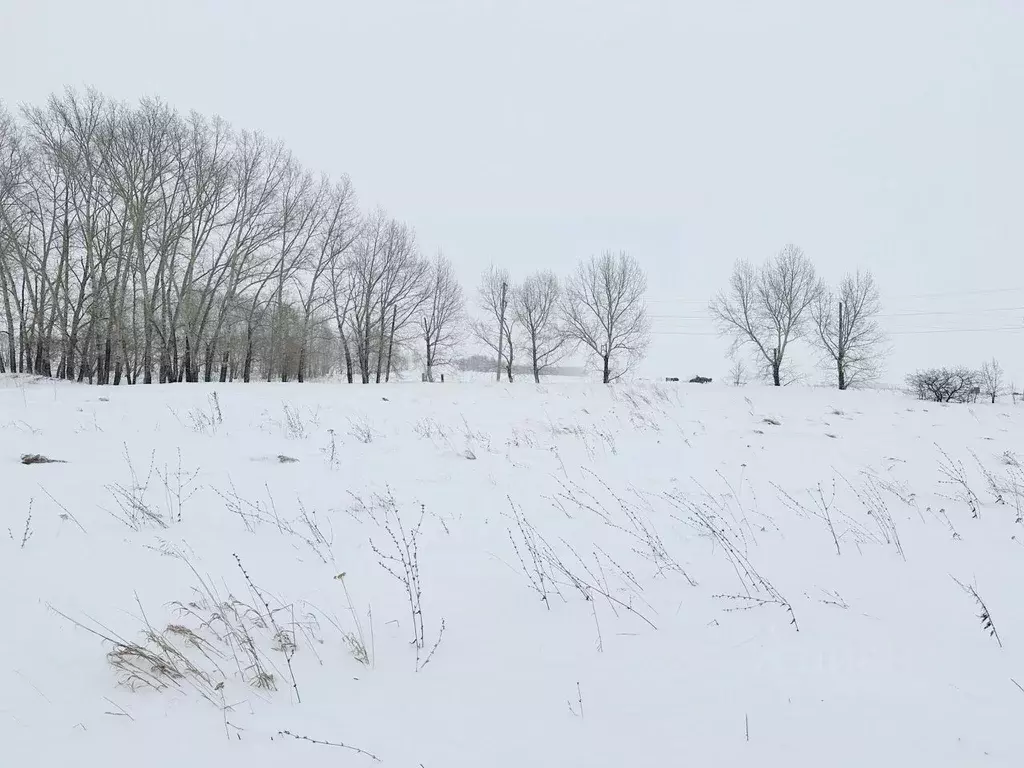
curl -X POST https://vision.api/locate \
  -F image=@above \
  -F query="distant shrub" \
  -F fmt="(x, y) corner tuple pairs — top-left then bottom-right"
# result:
(906, 367), (980, 403)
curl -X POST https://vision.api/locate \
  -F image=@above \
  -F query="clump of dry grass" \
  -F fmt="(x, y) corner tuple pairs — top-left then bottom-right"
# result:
(21, 453), (66, 465)
(52, 556), (325, 705)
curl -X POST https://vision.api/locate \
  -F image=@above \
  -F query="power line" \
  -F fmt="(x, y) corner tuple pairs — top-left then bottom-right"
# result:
(650, 325), (1024, 338)
(650, 306), (1024, 321)
(646, 286), (1024, 304)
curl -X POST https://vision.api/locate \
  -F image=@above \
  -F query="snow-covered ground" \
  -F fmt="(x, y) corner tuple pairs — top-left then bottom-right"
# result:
(3, 376), (1023, 766)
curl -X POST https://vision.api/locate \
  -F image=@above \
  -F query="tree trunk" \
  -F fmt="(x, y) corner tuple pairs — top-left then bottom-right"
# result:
(341, 332), (354, 383)
(297, 345), (306, 383)
(243, 327), (254, 383)
(837, 358), (846, 391)
(602, 353), (611, 385)
(220, 350), (229, 383)
(532, 334), (540, 383)
(385, 307), (397, 383)
(204, 343), (215, 383)
(182, 337), (193, 384)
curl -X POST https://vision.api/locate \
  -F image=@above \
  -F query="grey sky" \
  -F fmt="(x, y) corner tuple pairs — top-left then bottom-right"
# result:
(2, 0), (1022, 384)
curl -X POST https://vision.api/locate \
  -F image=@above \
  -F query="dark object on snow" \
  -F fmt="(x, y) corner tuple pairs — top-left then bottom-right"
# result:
(664, 377), (680, 382)
(689, 376), (713, 384)
(21, 454), (66, 465)
(277, 455), (299, 464)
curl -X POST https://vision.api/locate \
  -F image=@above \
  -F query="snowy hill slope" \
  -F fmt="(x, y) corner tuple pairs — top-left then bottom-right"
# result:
(2, 377), (1023, 766)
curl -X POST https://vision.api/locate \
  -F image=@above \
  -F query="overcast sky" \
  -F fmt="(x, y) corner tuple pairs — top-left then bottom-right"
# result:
(2, 0), (1022, 384)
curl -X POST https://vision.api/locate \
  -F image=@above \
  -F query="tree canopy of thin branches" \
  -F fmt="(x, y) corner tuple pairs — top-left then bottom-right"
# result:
(906, 367), (980, 403)
(420, 251), (464, 382)
(562, 251), (650, 384)
(980, 358), (1004, 404)
(710, 244), (822, 386)
(513, 270), (570, 383)
(470, 265), (515, 381)
(811, 270), (888, 389)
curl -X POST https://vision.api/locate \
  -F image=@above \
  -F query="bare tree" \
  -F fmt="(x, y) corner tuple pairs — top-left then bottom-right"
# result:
(471, 265), (515, 382)
(906, 367), (980, 403)
(294, 176), (358, 382)
(727, 354), (748, 387)
(421, 251), (464, 382)
(710, 244), (822, 386)
(562, 251), (650, 384)
(979, 357), (1004, 404)
(513, 270), (569, 383)
(811, 270), (888, 389)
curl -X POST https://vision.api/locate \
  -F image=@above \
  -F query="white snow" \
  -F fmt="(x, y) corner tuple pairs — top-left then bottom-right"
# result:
(2, 376), (1023, 766)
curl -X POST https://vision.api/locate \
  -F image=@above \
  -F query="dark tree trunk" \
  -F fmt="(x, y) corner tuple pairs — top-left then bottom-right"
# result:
(102, 338), (113, 385)
(243, 326), (254, 383)
(384, 307), (397, 383)
(602, 354), (610, 385)
(219, 350), (229, 383)
(341, 333), (354, 383)
(204, 342), (215, 383)
(182, 336), (192, 382)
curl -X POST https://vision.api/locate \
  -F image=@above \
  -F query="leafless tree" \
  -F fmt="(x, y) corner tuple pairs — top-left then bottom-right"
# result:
(471, 265), (515, 381)
(513, 270), (569, 383)
(906, 367), (980, 403)
(979, 358), (1005, 404)
(0, 102), (27, 374)
(727, 354), (748, 387)
(710, 244), (822, 386)
(562, 250), (650, 384)
(811, 270), (888, 389)
(420, 251), (464, 382)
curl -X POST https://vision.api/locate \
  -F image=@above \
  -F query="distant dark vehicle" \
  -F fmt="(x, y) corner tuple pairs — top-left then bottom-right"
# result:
(664, 377), (680, 382)
(689, 376), (712, 384)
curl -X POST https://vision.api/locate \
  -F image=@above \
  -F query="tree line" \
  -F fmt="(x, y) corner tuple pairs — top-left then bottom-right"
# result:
(0, 89), (652, 386)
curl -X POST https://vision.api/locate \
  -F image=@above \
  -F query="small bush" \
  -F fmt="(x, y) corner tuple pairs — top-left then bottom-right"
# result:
(906, 367), (980, 403)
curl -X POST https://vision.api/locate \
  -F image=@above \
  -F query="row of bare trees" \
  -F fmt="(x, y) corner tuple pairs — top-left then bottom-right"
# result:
(0, 89), (467, 384)
(710, 244), (888, 389)
(0, 90), (653, 386)
(471, 251), (650, 384)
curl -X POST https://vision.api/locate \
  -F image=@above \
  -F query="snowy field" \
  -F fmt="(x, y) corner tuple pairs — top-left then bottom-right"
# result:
(2, 375), (1023, 767)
